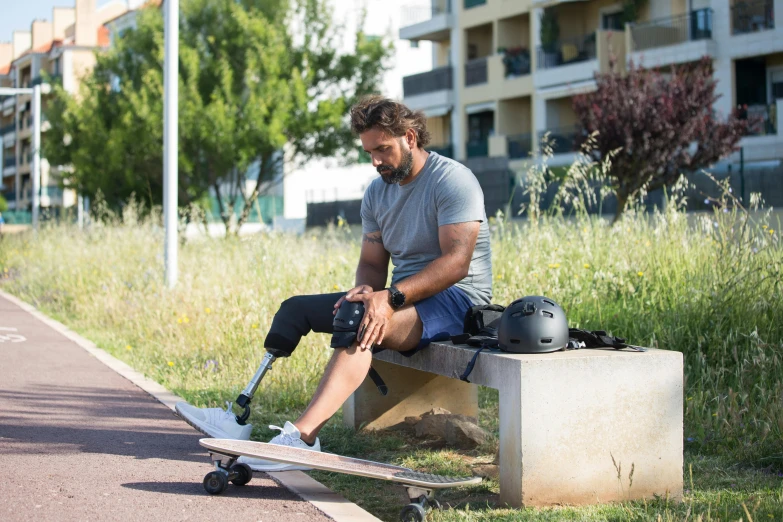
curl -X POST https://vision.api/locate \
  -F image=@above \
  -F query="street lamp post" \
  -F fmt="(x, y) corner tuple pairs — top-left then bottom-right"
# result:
(163, 0), (179, 289)
(0, 84), (50, 231)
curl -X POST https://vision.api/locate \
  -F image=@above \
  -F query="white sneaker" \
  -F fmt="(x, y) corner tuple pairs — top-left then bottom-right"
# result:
(175, 401), (252, 440)
(238, 421), (321, 472)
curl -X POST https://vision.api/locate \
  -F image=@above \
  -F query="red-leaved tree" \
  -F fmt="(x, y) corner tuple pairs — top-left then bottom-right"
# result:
(573, 57), (750, 223)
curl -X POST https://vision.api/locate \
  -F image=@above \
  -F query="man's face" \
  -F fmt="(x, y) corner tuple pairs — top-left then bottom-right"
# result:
(360, 128), (414, 184)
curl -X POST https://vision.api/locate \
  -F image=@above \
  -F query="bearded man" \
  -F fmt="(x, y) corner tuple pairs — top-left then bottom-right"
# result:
(177, 95), (493, 470)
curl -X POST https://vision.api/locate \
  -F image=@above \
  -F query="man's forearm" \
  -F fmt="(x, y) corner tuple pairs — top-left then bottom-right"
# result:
(355, 263), (388, 291)
(393, 255), (467, 304)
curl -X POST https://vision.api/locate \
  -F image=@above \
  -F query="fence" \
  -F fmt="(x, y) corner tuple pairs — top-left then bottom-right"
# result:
(401, 0), (450, 27)
(403, 66), (453, 97)
(207, 195), (283, 224)
(629, 8), (713, 52)
(465, 57), (488, 86)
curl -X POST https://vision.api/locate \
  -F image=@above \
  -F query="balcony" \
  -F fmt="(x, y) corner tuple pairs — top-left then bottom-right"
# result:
(465, 0), (486, 8)
(507, 133), (533, 159)
(429, 143), (454, 158)
(3, 157), (15, 168)
(466, 139), (489, 158)
(538, 126), (580, 155)
(743, 104), (778, 136)
(403, 66), (453, 97)
(731, 0), (774, 34)
(465, 57), (489, 86)
(1, 123), (15, 136)
(402, 66), (454, 114)
(400, 1), (452, 41)
(537, 32), (597, 70)
(626, 9), (716, 67)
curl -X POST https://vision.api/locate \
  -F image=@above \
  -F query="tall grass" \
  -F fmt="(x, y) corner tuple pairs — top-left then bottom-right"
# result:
(1, 160), (781, 519)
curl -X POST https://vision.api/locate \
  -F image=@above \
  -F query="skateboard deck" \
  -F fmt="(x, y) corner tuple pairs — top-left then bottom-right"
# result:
(198, 438), (481, 521)
(200, 438), (482, 488)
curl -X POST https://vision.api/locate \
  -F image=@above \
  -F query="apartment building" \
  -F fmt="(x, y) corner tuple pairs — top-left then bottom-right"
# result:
(399, 0), (783, 175)
(0, 0), (128, 213)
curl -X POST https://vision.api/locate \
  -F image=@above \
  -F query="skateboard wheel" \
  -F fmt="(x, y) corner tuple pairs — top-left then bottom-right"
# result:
(230, 463), (253, 486)
(400, 503), (426, 522)
(427, 498), (441, 511)
(203, 471), (228, 495)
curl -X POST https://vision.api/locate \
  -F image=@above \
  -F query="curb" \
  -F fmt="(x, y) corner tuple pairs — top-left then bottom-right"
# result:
(0, 289), (382, 522)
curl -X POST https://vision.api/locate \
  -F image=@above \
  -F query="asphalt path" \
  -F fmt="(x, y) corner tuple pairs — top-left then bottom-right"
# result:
(0, 293), (333, 522)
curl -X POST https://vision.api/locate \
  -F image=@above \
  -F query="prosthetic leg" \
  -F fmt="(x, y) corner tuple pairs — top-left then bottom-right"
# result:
(230, 293), (385, 426)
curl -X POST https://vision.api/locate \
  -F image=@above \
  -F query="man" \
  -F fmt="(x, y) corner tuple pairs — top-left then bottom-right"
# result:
(177, 95), (492, 471)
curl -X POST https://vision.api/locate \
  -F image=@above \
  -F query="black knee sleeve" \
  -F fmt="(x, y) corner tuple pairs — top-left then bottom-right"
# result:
(264, 292), (346, 357)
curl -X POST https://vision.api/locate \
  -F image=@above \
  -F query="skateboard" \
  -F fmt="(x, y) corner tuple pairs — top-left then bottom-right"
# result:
(199, 438), (482, 522)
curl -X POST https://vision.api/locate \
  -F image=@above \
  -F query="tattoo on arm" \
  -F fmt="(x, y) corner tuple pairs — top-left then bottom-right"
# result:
(363, 232), (383, 245)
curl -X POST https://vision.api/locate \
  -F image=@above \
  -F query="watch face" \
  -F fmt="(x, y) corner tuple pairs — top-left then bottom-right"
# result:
(392, 291), (405, 308)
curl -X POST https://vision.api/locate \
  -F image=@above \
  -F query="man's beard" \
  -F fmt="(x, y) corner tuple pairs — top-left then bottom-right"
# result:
(378, 147), (413, 185)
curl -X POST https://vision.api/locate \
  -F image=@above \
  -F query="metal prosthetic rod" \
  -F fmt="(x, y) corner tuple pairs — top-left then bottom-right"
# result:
(235, 351), (277, 425)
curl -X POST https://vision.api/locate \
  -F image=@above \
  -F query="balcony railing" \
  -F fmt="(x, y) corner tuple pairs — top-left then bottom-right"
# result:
(501, 47), (531, 77)
(465, 57), (488, 86)
(629, 8), (713, 52)
(3, 157), (15, 168)
(466, 139), (489, 158)
(731, 0), (774, 34)
(507, 134), (533, 159)
(537, 33), (597, 70)
(401, 1), (450, 27)
(0, 123), (15, 135)
(403, 66), (453, 97)
(465, 0), (486, 8)
(742, 104), (778, 136)
(538, 126), (580, 154)
(2, 191), (15, 203)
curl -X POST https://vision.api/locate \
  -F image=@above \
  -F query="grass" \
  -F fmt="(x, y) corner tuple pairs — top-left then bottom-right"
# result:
(0, 176), (782, 521)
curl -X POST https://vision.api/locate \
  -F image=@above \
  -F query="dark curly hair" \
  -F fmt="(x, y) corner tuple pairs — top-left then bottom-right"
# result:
(350, 95), (431, 149)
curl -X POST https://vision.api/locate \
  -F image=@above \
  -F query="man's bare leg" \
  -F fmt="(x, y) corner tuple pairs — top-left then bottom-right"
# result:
(295, 305), (423, 444)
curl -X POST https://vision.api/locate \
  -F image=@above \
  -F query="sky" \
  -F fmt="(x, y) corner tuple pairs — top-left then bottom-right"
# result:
(0, 0), (120, 44)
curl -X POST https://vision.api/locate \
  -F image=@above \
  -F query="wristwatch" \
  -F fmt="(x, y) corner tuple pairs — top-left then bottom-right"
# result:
(388, 285), (406, 309)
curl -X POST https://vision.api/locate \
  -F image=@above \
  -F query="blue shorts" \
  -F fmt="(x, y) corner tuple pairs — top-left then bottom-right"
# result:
(399, 286), (474, 357)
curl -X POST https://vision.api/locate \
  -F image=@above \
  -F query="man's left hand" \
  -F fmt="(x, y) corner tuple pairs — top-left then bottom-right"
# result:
(345, 290), (394, 350)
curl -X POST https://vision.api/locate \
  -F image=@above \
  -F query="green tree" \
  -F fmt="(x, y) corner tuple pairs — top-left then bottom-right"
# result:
(0, 194), (8, 213)
(45, 0), (392, 231)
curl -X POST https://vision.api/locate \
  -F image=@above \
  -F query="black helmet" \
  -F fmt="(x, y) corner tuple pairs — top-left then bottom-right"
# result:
(498, 296), (569, 353)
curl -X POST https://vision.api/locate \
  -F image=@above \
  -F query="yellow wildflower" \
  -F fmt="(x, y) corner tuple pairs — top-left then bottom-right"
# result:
(251, 323), (259, 329)
(762, 225), (768, 229)
(177, 318), (183, 324)
(637, 271), (644, 277)
(205, 307), (211, 314)
(770, 229), (775, 235)
(168, 361), (174, 367)
(125, 345), (132, 351)
(548, 263), (560, 269)
(333, 284), (339, 290)
(183, 316), (190, 324)
(645, 241), (651, 247)
(583, 263), (590, 269)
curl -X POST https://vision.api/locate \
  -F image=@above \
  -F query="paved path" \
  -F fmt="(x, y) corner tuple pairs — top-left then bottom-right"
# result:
(0, 293), (335, 522)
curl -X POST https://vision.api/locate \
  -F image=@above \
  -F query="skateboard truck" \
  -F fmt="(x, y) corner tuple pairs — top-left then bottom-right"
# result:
(402, 486), (440, 521)
(203, 451), (253, 495)
(234, 352), (277, 425)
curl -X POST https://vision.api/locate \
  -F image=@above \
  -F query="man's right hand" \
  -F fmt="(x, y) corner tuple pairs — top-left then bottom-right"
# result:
(333, 285), (374, 315)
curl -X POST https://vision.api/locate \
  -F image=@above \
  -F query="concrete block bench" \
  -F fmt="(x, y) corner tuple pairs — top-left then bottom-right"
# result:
(343, 341), (683, 508)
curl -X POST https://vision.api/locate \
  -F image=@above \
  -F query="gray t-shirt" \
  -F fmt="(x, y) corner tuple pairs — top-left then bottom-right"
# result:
(360, 152), (492, 305)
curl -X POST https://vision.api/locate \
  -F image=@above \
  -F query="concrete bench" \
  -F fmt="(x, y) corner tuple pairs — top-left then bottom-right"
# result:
(343, 341), (683, 508)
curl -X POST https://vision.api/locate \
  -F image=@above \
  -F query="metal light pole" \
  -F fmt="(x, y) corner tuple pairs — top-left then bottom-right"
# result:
(32, 84), (42, 229)
(0, 84), (48, 231)
(163, 0), (179, 288)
